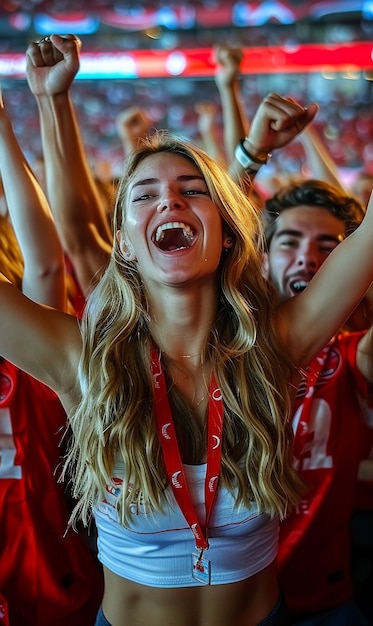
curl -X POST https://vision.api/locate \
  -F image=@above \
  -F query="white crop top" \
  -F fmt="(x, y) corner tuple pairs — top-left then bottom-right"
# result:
(94, 461), (279, 588)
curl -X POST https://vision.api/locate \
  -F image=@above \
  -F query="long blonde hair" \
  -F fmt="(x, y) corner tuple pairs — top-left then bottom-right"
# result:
(67, 131), (303, 526)
(0, 215), (23, 288)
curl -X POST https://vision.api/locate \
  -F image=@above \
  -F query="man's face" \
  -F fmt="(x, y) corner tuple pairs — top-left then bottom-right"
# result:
(265, 205), (346, 301)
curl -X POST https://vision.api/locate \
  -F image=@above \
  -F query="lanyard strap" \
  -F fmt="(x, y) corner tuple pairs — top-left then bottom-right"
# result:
(293, 348), (328, 458)
(151, 346), (224, 551)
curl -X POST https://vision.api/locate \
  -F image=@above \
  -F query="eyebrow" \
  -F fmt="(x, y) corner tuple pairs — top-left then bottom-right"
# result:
(130, 174), (205, 190)
(274, 228), (342, 243)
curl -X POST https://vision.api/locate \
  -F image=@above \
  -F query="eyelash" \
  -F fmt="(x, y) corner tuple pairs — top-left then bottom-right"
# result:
(133, 188), (208, 202)
(279, 241), (337, 253)
(133, 194), (152, 202)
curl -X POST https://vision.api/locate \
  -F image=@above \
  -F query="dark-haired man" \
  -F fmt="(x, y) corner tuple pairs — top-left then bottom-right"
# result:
(264, 179), (373, 626)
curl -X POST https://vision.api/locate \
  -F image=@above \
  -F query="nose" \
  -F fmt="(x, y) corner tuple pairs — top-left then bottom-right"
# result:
(296, 242), (319, 270)
(157, 190), (186, 213)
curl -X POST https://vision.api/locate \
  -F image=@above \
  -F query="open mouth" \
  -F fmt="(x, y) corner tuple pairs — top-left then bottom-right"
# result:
(154, 221), (195, 251)
(289, 279), (309, 294)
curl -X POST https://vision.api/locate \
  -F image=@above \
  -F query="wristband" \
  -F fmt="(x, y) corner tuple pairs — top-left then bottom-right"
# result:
(234, 139), (270, 171)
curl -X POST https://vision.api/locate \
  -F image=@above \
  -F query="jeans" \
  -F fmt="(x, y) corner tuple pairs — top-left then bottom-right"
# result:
(291, 601), (370, 626)
(94, 607), (111, 626)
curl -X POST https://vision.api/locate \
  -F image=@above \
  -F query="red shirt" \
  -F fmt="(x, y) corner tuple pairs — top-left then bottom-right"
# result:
(0, 360), (103, 626)
(278, 331), (370, 617)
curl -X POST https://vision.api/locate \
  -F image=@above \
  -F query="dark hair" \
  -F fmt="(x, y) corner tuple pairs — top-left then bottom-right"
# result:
(263, 179), (365, 248)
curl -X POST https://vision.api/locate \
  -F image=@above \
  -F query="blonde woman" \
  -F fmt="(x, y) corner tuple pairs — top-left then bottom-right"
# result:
(1, 131), (373, 626)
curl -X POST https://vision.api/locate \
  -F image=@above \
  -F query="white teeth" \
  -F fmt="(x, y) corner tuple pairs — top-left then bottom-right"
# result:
(291, 280), (309, 293)
(155, 222), (193, 242)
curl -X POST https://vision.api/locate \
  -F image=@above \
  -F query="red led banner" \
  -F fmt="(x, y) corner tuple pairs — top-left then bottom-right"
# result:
(0, 41), (372, 79)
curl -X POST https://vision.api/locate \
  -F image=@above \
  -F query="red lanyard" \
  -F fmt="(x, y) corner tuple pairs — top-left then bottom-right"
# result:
(293, 348), (327, 458)
(151, 346), (224, 551)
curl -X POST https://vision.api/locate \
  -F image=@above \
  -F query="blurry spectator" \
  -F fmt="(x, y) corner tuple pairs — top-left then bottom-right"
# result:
(0, 84), (103, 626)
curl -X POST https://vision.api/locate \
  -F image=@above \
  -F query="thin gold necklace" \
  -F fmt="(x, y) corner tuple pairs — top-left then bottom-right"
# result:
(163, 351), (203, 360)
(194, 393), (207, 409)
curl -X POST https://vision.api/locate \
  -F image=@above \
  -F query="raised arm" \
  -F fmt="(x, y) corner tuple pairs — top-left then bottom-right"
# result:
(0, 272), (80, 408)
(353, 281), (373, 383)
(0, 87), (66, 310)
(356, 325), (373, 384)
(279, 192), (373, 369)
(214, 45), (247, 164)
(25, 33), (111, 296)
(194, 101), (226, 163)
(297, 123), (347, 193)
(115, 106), (153, 156)
(230, 92), (319, 183)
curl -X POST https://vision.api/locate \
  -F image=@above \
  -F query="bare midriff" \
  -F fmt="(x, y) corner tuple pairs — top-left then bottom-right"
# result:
(101, 559), (279, 626)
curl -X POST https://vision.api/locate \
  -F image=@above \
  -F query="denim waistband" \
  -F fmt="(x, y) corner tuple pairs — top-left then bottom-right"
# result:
(94, 606), (112, 626)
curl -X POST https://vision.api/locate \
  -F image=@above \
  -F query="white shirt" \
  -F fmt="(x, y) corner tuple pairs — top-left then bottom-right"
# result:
(94, 461), (279, 587)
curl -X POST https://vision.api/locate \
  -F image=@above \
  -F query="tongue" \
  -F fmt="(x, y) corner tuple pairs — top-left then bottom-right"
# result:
(159, 228), (191, 251)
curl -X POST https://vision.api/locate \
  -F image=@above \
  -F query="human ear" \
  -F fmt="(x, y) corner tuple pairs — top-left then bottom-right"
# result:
(262, 252), (269, 279)
(116, 229), (136, 261)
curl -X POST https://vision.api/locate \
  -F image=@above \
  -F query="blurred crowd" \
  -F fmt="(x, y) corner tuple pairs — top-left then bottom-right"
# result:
(1, 63), (373, 186)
